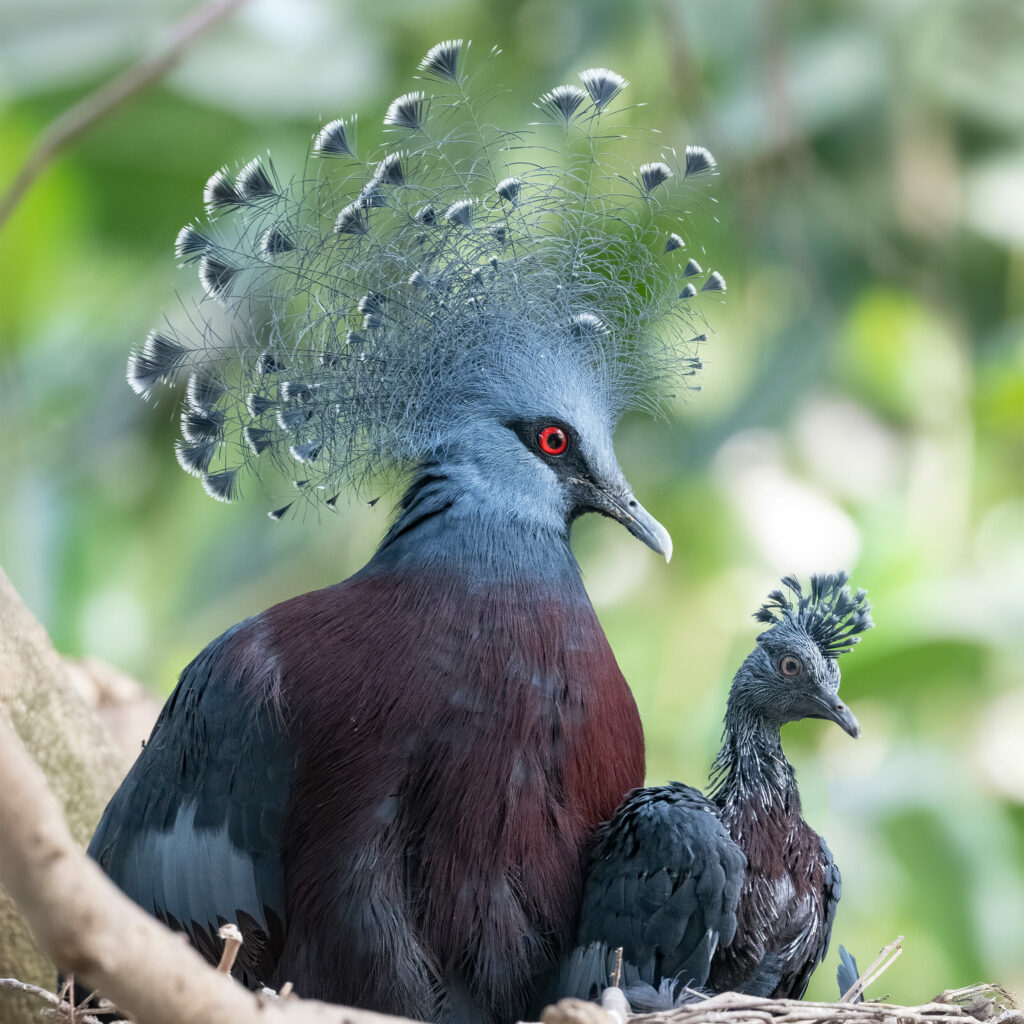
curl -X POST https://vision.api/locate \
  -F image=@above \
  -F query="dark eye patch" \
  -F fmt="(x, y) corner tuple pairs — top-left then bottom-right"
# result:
(506, 417), (588, 481)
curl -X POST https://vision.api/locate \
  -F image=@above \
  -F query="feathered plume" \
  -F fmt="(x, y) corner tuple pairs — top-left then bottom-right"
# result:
(754, 572), (873, 658)
(128, 41), (724, 514)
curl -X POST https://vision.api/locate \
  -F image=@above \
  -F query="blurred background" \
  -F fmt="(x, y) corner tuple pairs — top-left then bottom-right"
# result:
(2, 0), (1023, 1003)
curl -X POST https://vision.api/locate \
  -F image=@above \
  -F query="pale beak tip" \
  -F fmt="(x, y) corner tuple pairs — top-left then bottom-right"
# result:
(608, 488), (673, 564)
(644, 520), (672, 563)
(640, 516), (672, 564)
(834, 703), (860, 739)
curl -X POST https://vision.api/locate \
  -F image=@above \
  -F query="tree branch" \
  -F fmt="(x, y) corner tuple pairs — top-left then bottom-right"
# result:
(0, 0), (249, 231)
(0, 566), (131, 1016)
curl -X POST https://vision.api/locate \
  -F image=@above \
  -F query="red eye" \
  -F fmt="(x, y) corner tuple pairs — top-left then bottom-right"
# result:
(538, 425), (569, 456)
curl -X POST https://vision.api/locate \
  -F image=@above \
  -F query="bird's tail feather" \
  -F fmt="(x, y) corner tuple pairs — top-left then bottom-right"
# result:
(837, 944), (862, 1002)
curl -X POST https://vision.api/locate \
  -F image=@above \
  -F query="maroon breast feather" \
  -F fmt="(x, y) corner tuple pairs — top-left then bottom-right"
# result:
(262, 569), (644, 1014)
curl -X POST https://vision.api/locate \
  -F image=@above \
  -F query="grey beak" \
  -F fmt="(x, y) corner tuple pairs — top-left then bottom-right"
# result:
(604, 490), (673, 563)
(573, 476), (673, 562)
(826, 699), (860, 739)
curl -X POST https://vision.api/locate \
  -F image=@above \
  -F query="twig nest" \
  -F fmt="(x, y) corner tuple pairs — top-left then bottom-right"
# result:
(542, 997), (615, 1024)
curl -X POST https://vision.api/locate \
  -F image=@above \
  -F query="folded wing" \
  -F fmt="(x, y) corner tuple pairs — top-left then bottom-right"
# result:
(88, 622), (290, 987)
(553, 782), (746, 1004)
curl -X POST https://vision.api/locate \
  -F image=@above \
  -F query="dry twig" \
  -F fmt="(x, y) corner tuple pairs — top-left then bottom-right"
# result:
(0, 976), (108, 1024)
(839, 935), (904, 1003)
(0, 0), (248, 230)
(630, 988), (1017, 1024)
(217, 923), (244, 974)
(611, 947), (624, 989)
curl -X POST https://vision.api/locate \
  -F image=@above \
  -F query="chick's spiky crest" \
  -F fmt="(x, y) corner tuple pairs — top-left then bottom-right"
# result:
(754, 572), (874, 659)
(128, 40), (724, 515)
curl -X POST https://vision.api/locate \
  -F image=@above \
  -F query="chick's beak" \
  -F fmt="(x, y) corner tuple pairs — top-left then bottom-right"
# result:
(587, 485), (673, 562)
(824, 698), (860, 739)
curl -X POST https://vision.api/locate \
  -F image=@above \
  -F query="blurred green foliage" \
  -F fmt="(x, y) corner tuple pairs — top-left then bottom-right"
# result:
(2, 0), (1023, 1004)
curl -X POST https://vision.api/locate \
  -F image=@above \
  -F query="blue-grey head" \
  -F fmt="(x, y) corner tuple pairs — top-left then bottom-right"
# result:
(725, 573), (873, 738)
(127, 42), (724, 563)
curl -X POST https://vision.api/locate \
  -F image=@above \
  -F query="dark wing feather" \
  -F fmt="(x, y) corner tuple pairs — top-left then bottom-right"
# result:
(820, 838), (843, 957)
(88, 620), (290, 987)
(557, 783), (746, 1002)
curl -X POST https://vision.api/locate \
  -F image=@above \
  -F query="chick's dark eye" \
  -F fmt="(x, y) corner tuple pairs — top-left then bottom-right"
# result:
(780, 655), (802, 677)
(538, 425), (568, 456)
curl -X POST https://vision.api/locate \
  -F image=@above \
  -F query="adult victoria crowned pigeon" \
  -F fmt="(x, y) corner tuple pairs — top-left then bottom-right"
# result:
(90, 40), (726, 1024)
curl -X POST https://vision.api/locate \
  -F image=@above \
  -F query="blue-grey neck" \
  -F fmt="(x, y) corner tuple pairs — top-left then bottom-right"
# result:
(364, 460), (586, 592)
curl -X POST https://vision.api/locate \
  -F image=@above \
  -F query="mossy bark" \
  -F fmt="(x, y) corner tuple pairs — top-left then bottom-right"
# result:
(0, 566), (127, 1023)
